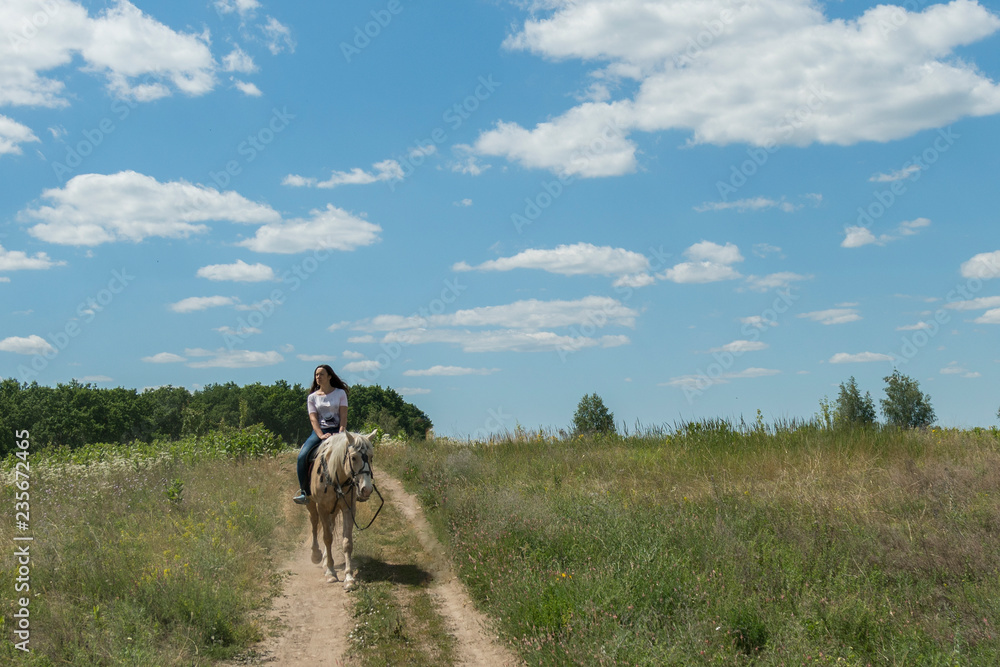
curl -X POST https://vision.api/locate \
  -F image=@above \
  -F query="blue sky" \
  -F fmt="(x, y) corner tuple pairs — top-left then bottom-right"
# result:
(2, 0), (999, 437)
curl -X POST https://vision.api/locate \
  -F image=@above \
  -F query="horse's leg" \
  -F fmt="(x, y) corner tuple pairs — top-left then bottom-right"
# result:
(322, 504), (338, 580)
(341, 495), (357, 591)
(307, 500), (322, 564)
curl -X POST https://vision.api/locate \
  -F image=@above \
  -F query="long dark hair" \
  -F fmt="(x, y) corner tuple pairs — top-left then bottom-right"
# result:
(311, 364), (350, 396)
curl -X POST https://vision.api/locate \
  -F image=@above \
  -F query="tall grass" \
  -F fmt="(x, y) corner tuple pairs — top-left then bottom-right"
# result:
(379, 422), (1000, 665)
(0, 426), (302, 665)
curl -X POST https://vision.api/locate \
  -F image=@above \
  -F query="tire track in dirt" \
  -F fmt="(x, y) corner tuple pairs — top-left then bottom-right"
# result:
(236, 473), (520, 667)
(376, 474), (523, 667)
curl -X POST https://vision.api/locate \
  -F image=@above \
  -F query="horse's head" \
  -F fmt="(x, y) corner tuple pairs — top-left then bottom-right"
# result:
(345, 430), (377, 502)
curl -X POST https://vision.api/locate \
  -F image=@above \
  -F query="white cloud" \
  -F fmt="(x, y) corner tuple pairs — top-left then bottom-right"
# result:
(214, 0), (261, 17)
(897, 321), (932, 331)
(0, 334), (55, 355)
(741, 272), (811, 292)
(659, 241), (743, 284)
(343, 359), (382, 373)
(478, 0), (1000, 177)
(213, 325), (260, 337)
(454, 243), (650, 282)
(141, 352), (187, 363)
(798, 308), (861, 325)
(898, 217), (931, 236)
(233, 79), (262, 97)
(222, 46), (257, 73)
(238, 204), (381, 254)
(740, 315), (777, 329)
(20, 171), (279, 246)
(869, 164), (921, 182)
(284, 160), (403, 188)
(341, 350), (366, 360)
(381, 328), (628, 354)
(829, 352), (894, 363)
(943, 296), (1000, 311)
(398, 387), (431, 396)
(842, 226), (883, 248)
(1, 1), (219, 106)
(960, 250), (1000, 279)
(338, 296), (638, 332)
(694, 197), (798, 213)
(0, 114), (39, 156)
(77, 375), (113, 383)
(0, 244), (65, 271)
(708, 340), (768, 354)
(185, 348), (283, 368)
(661, 367), (779, 389)
(403, 366), (500, 377)
(973, 308), (1000, 324)
(261, 16), (295, 54)
(454, 198), (473, 207)
(169, 296), (238, 313)
(196, 259), (274, 282)
(296, 354), (332, 362)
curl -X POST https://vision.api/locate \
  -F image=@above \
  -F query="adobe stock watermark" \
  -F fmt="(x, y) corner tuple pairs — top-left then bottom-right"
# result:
(891, 259), (998, 365)
(208, 107), (296, 189)
(470, 406), (516, 442)
(512, 118), (627, 234)
(343, 277), (469, 385)
(387, 74), (502, 191)
(852, 127), (958, 231)
(16, 268), (135, 381)
(554, 245), (673, 363)
(670, 286), (800, 404)
(340, 0), (406, 63)
(715, 85), (830, 201)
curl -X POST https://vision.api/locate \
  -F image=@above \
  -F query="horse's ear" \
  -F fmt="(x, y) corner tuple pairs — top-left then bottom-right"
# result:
(365, 429), (378, 442)
(345, 431), (355, 446)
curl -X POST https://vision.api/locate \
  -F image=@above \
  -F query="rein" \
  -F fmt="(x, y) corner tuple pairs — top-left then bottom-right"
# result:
(318, 442), (384, 531)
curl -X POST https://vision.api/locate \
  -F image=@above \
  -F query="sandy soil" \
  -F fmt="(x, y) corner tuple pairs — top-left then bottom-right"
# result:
(236, 473), (521, 667)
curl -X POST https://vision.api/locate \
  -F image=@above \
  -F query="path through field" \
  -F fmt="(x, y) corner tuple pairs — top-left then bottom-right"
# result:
(237, 473), (520, 666)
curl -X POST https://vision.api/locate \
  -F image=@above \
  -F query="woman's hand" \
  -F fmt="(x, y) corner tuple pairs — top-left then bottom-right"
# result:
(319, 432), (333, 439)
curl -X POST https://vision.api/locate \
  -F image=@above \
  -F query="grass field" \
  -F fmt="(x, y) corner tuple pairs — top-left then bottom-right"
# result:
(0, 427), (302, 666)
(378, 422), (1000, 666)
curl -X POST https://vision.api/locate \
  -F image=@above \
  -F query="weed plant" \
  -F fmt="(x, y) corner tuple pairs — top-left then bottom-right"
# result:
(379, 421), (1000, 666)
(0, 426), (301, 665)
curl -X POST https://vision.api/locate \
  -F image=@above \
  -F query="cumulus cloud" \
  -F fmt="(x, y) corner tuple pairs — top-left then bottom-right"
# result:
(169, 296), (239, 313)
(960, 250), (1000, 279)
(973, 308), (1000, 324)
(694, 197), (799, 213)
(141, 352), (187, 363)
(403, 366), (501, 377)
(1, 0), (218, 107)
(798, 308), (861, 325)
(869, 164), (922, 182)
(222, 46), (257, 73)
(707, 340), (768, 353)
(473, 0), (1000, 176)
(233, 79), (262, 96)
(661, 367), (780, 389)
(741, 272), (811, 292)
(196, 259), (274, 282)
(184, 348), (283, 368)
(843, 218), (932, 247)
(0, 334), (55, 355)
(237, 204), (381, 254)
(829, 352), (894, 363)
(0, 244), (65, 272)
(658, 241), (743, 284)
(0, 114), (39, 156)
(20, 171), (279, 246)
(283, 160), (404, 188)
(454, 243), (651, 284)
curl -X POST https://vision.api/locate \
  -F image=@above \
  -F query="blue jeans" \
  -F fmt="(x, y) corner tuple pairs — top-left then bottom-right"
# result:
(297, 427), (338, 494)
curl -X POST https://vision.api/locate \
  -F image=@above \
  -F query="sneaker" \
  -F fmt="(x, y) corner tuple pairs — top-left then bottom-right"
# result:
(292, 490), (309, 505)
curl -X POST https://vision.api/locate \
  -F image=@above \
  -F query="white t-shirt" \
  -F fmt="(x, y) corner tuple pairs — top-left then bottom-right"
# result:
(307, 389), (348, 430)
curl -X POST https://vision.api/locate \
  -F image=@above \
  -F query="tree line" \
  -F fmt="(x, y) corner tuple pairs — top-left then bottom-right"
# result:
(0, 378), (432, 458)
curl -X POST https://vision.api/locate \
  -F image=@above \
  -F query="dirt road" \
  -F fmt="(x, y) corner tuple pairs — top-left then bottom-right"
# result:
(237, 473), (520, 667)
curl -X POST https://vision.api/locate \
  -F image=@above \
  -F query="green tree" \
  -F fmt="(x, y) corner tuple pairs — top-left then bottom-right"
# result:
(347, 384), (432, 439)
(880, 370), (935, 428)
(572, 393), (616, 435)
(834, 376), (877, 428)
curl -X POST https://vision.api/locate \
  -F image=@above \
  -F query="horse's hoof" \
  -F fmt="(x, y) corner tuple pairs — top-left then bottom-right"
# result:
(311, 552), (322, 564)
(343, 579), (357, 592)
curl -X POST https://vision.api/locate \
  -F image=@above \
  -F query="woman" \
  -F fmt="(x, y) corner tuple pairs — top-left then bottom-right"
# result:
(293, 364), (349, 504)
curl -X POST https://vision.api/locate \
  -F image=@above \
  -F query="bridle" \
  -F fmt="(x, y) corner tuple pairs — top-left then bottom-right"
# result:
(318, 439), (384, 531)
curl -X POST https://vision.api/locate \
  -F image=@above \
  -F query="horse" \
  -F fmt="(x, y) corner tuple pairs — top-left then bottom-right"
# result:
(306, 430), (377, 591)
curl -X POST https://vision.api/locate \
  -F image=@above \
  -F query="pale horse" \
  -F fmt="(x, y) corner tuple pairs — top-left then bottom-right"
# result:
(306, 430), (377, 591)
